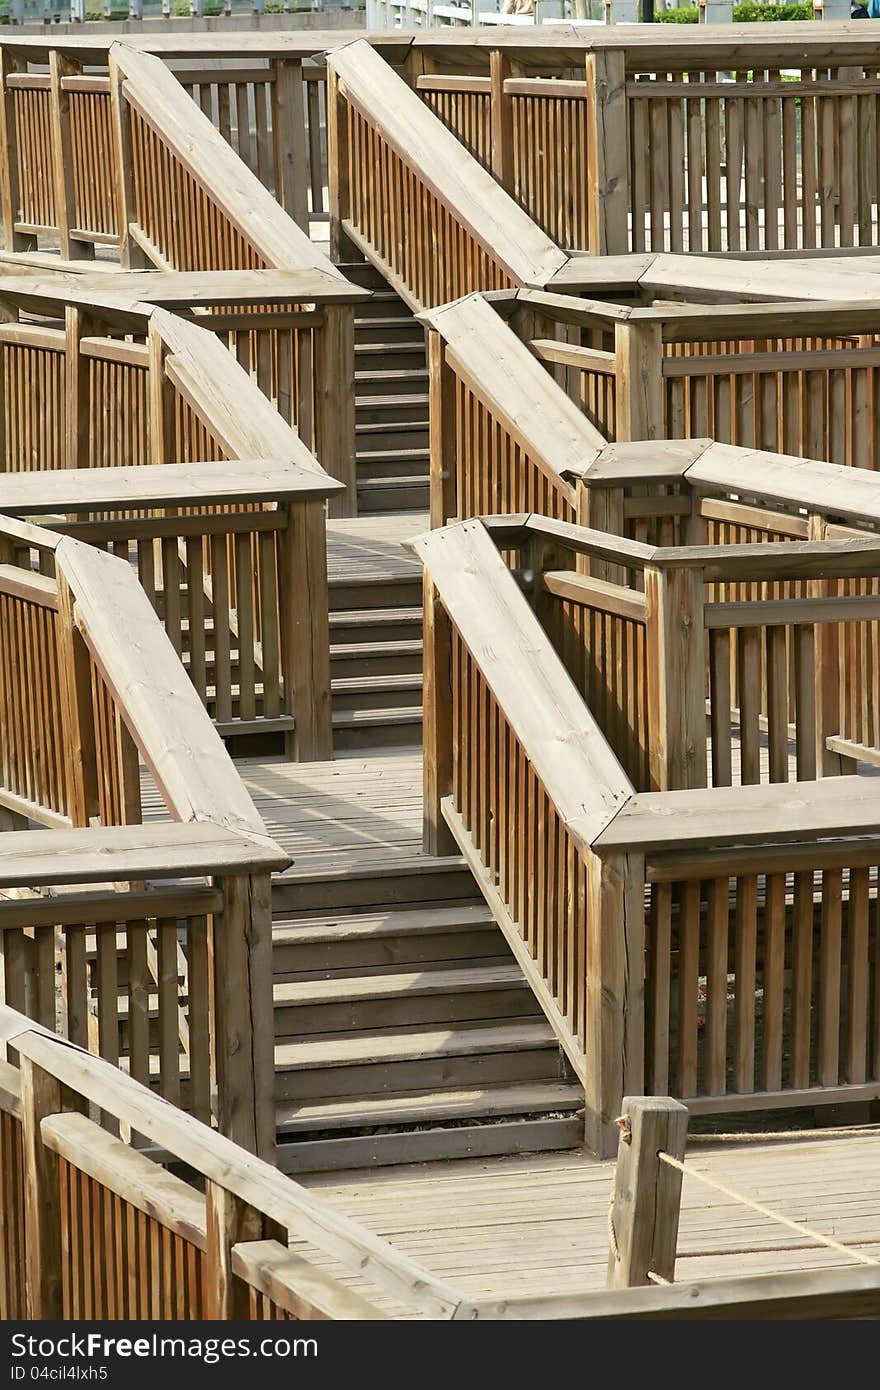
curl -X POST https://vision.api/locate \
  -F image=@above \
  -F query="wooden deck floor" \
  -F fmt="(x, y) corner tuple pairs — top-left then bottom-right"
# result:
(326, 512), (426, 589)
(294, 1134), (880, 1315)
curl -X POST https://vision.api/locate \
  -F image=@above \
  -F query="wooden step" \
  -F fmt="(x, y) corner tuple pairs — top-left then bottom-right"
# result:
(271, 856), (474, 915)
(272, 902), (499, 977)
(356, 394), (429, 425)
(355, 422), (430, 452)
(355, 342), (426, 367)
(275, 1079), (583, 1136)
(355, 368), (428, 396)
(332, 704), (422, 749)
(274, 1019), (561, 1102)
(329, 607), (423, 645)
(357, 452), (429, 482)
(330, 638), (422, 680)
(275, 1114), (583, 1173)
(274, 962), (539, 1035)
(332, 672), (422, 713)
(328, 575), (423, 611)
(357, 477), (430, 514)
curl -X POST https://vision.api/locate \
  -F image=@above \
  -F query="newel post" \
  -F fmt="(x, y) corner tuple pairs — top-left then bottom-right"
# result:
(808, 512), (856, 776)
(21, 1056), (64, 1318)
(212, 873), (276, 1162)
(644, 561), (708, 791)
(428, 331), (458, 528)
(326, 67), (359, 265)
(614, 319), (664, 442)
(205, 1183), (287, 1319)
(279, 499), (333, 762)
(108, 50), (149, 269)
(606, 1096), (689, 1289)
(489, 51), (515, 196)
(314, 304), (357, 518)
(0, 53), (34, 252)
(584, 849), (646, 1160)
(271, 58), (310, 234)
(48, 54), (94, 262)
(422, 571), (456, 857)
(585, 50), (629, 256)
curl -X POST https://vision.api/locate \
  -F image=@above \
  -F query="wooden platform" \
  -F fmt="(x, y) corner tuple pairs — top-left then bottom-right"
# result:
(326, 512), (426, 590)
(294, 1133), (880, 1315)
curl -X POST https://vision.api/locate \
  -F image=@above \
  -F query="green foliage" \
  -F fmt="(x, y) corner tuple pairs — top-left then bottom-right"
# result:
(657, 1), (813, 18)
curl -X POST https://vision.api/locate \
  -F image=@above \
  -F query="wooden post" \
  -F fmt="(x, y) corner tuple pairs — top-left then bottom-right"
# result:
(108, 50), (149, 269)
(808, 512), (856, 776)
(422, 572), (456, 857)
(428, 332), (457, 529)
(644, 563), (708, 791)
(0, 53), (34, 252)
(49, 54), (93, 261)
(65, 305), (97, 471)
(279, 499), (333, 762)
(576, 483), (627, 584)
(606, 1095), (689, 1289)
(212, 873), (275, 1161)
(614, 320), (664, 442)
(55, 575), (99, 829)
(326, 68), (358, 265)
(314, 304), (356, 518)
(205, 1183), (287, 1319)
(584, 850), (646, 1160)
(585, 50), (629, 256)
(21, 1056), (64, 1318)
(271, 59), (310, 234)
(147, 324), (174, 465)
(489, 51), (515, 196)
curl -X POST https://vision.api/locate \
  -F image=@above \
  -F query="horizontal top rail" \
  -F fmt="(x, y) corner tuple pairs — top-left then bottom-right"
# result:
(422, 294), (606, 477)
(685, 444), (880, 530)
(0, 820), (286, 887)
(413, 518), (632, 847)
(0, 459), (337, 515)
(0, 270), (369, 322)
(594, 776), (880, 857)
(1, 1007), (465, 1320)
(111, 43), (345, 279)
(329, 40), (568, 291)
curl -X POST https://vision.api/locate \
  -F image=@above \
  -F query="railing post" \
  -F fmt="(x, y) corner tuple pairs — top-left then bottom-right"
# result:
(576, 482), (627, 583)
(147, 323), (174, 464)
(422, 572), (457, 857)
(20, 1056), (63, 1319)
(489, 51), (515, 196)
(428, 331), (457, 528)
(271, 59), (310, 234)
(213, 873), (275, 1161)
(314, 305), (357, 518)
(584, 850), (646, 1160)
(108, 51), (150, 270)
(205, 1182), (287, 1319)
(644, 562), (707, 791)
(55, 575), (99, 829)
(0, 54), (34, 252)
(585, 49), (629, 255)
(614, 320), (663, 442)
(606, 1095), (689, 1289)
(808, 512), (856, 776)
(48, 54), (93, 262)
(64, 305), (96, 471)
(327, 67), (359, 264)
(279, 499), (333, 761)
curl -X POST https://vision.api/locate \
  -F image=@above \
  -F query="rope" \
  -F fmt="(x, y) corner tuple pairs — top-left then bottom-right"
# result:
(647, 1271), (671, 1285)
(678, 1237), (880, 1259)
(607, 1194), (620, 1263)
(688, 1124), (880, 1144)
(658, 1150), (880, 1268)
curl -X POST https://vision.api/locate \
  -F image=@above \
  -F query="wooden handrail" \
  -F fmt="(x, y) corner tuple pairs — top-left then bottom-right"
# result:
(2, 1009), (465, 1319)
(110, 42), (342, 277)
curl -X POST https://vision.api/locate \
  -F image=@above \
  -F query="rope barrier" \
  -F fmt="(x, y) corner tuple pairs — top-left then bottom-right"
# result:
(687, 1124), (880, 1144)
(658, 1150), (880, 1268)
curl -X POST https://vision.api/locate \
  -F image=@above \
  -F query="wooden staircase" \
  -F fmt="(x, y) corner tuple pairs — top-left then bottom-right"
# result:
(342, 261), (430, 515)
(271, 892), (583, 1173)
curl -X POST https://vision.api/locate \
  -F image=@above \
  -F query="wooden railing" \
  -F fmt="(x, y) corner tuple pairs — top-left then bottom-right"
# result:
(0, 457), (335, 761)
(421, 293), (604, 527)
(507, 293), (880, 471)
(0, 1004), (466, 1320)
(0, 518), (288, 1155)
(420, 516), (880, 1152)
(327, 39), (567, 310)
(406, 28), (880, 255)
(0, 270), (361, 514)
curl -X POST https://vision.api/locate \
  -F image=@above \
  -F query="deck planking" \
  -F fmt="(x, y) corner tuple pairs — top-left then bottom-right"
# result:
(292, 1135), (880, 1314)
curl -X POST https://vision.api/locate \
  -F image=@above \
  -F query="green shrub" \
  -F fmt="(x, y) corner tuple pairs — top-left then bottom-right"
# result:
(657, 1), (813, 18)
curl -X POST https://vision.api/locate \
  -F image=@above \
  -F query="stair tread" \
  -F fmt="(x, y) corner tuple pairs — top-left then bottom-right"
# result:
(274, 962), (526, 1008)
(355, 368), (428, 382)
(272, 902), (493, 942)
(355, 341), (426, 354)
(357, 476), (430, 491)
(275, 1080), (583, 1133)
(330, 607), (422, 626)
(275, 1019), (558, 1071)
(355, 393), (429, 408)
(356, 447), (429, 462)
(333, 706), (422, 727)
(330, 639), (422, 659)
(332, 672), (422, 694)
